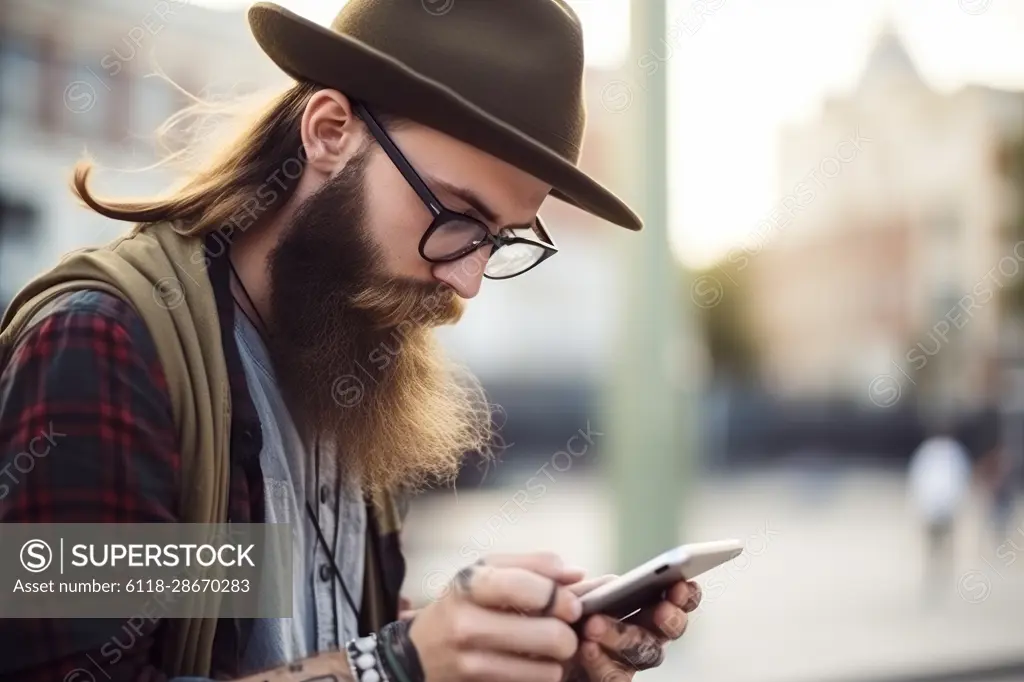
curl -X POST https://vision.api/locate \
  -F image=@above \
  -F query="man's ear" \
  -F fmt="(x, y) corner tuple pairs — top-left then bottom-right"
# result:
(300, 89), (367, 176)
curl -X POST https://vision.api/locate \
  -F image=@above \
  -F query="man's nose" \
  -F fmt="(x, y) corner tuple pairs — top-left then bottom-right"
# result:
(431, 248), (489, 299)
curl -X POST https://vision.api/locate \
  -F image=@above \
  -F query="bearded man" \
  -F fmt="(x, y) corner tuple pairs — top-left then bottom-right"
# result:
(0, 1), (700, 681)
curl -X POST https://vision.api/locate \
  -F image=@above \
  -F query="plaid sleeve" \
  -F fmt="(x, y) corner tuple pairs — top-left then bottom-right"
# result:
(0, 290), (182, 682)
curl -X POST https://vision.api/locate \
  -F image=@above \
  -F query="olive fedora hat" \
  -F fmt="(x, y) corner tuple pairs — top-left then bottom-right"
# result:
(247, 0), (643, 231)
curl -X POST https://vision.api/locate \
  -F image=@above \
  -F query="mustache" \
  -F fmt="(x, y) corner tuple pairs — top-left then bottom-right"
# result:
(349, 278), (464, 330)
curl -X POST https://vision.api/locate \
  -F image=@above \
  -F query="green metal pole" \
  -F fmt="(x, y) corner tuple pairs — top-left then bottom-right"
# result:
(605, 0), (688, 572)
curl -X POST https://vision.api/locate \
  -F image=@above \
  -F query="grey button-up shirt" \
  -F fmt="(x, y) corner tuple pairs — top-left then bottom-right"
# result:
(232, 305), (367, 674)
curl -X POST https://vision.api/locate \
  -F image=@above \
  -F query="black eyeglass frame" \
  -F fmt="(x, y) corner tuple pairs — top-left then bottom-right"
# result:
(353, 101), (558, 280)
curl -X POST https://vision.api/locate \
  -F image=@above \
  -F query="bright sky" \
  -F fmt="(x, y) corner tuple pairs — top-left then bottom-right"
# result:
(196, 0), (1024, 268)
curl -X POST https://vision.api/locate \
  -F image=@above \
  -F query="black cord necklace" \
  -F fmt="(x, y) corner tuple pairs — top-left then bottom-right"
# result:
(227, 257), (363, 631)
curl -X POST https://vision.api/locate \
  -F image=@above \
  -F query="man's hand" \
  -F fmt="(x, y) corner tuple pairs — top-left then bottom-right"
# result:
(565, 577), (701, 682)
(408, 553), (586, 682)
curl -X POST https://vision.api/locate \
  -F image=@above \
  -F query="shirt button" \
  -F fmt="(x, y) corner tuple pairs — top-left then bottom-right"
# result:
(319, 564), (332, 582)
(319, 484), (330, 504)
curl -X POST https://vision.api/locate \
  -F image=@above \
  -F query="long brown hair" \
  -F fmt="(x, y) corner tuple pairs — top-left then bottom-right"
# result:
(70, 79), (397, 236)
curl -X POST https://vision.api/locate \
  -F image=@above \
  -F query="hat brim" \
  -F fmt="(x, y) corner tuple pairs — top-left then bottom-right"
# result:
(247, 2), (643, 231)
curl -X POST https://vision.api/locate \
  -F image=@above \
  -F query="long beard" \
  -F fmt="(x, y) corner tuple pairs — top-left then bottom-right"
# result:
(265, 151), (491, 495)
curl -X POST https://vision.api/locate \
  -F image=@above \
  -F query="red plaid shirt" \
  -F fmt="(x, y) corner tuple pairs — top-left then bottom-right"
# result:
(0, 237), (267, 681)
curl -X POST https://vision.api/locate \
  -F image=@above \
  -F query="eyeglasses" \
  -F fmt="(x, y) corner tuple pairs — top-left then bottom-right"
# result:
(354, 102), (558, 280)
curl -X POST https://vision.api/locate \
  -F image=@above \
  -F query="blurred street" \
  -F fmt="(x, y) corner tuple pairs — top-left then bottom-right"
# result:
(402, 468), (1024, 682)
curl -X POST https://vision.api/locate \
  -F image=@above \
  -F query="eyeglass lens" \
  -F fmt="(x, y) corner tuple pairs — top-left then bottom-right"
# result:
(484, 241), (547, 278)
(425, 218), (547, 277)
(421, 217), (490, 261)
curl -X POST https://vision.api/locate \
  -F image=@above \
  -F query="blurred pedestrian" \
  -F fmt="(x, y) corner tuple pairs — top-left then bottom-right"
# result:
(906, 426), (972, 599)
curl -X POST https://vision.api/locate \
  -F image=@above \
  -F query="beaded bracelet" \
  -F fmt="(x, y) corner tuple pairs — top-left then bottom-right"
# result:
(346, 633), (390, 682)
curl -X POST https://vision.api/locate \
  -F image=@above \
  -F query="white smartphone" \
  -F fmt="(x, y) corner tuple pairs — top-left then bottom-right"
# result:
(579, 539), (744, 619)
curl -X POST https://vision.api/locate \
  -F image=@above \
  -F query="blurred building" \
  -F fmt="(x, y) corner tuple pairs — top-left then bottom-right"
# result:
(0, 0), (287, 307)
(744, 25), (1024, 413)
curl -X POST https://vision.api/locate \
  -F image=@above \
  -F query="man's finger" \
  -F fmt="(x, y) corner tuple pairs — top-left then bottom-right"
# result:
(582, 615), (665, 671)
(665, 580), (701, 611)
(483, 552), (585, 584)
(457, 604), (580, 662)
(456, 564), (583, 622)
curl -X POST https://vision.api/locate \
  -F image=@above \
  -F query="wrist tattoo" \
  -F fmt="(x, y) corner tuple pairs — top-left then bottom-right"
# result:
(233, 651), (356, 682)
